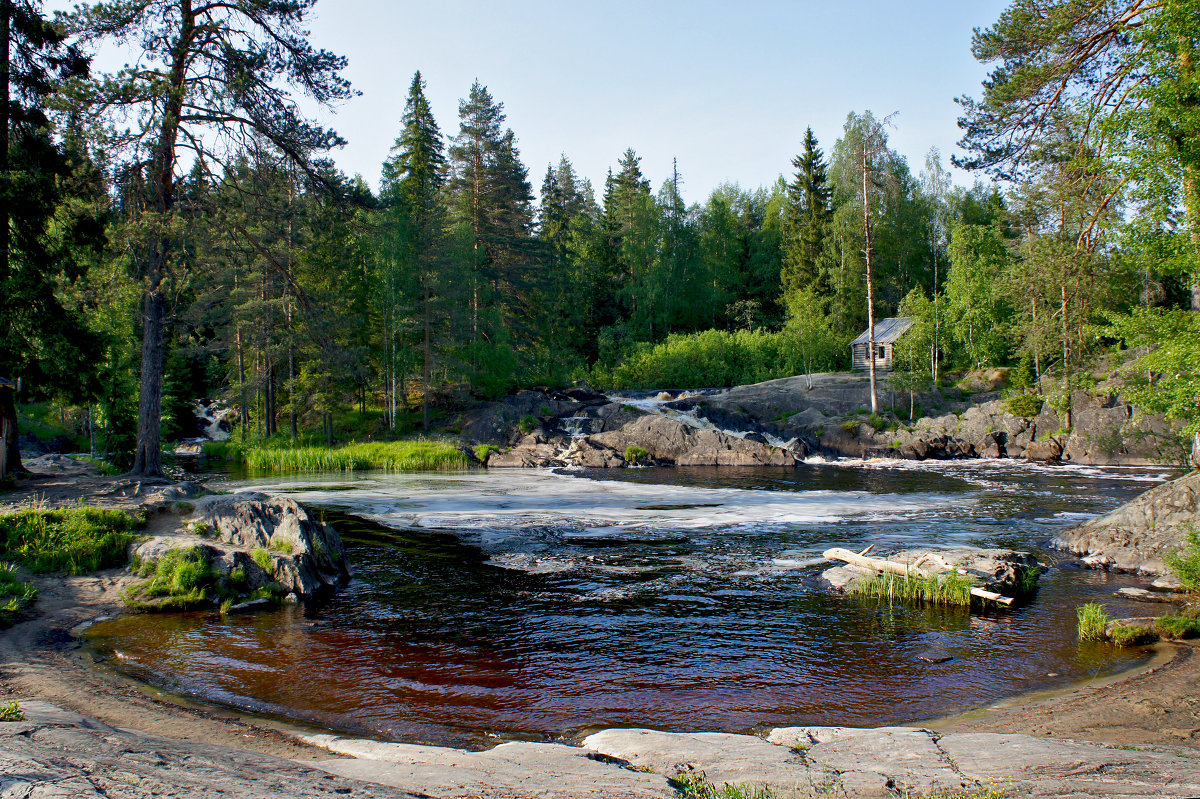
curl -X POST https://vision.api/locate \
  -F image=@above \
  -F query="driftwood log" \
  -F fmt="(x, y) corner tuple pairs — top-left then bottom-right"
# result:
(822, 547), (1016, 606)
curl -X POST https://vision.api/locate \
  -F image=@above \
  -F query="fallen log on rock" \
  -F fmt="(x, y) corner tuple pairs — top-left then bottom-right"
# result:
(820, 547), (1040, 607)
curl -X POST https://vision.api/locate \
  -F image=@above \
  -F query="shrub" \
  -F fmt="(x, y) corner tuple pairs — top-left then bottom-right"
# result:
(0, 508), (141, 574)
(517, 415), (538, 434)
(1165, 528), (1200, 592)
(1109, 623), (1158, 648)
(1005, 393), (1044, 418)
(1077, 603), (1111, 642)
(0, 700), (23, 721)
(1154, 615), (1200, 640)
(624, 445), (649, 464)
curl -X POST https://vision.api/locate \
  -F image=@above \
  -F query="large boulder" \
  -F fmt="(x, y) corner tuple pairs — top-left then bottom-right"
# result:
(591, 414), (797, 467)
(133, 493), (351, 600)
(1052, 469), (1200, 575)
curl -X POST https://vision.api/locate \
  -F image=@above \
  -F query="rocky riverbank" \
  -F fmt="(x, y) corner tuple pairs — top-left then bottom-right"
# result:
(457, 373), (1185, 470)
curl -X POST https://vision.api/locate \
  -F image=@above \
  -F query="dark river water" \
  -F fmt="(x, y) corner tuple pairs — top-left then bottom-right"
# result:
(87, 460), (1174, 747)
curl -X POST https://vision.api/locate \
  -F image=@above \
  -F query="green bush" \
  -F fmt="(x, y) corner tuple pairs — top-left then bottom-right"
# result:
(624, 445), (649, 464)
(1165, 528), (1200, 592)
(1076, 603), (1111, 642)
(1154, 614), (1200, 640)
(1005, 393), (1044, 418)
(0, 508), (141, 574)
(1109, 623), (1158, 648)
(517, 415), (538, 435)
(596, 327), (849, 390)
(253, 547), (273, 574)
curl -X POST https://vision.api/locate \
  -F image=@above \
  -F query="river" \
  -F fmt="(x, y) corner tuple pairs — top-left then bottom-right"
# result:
(88, 460), (1173, 747)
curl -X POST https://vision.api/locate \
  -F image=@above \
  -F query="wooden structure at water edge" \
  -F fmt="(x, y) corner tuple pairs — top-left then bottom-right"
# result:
(821, 545), (1041, 608)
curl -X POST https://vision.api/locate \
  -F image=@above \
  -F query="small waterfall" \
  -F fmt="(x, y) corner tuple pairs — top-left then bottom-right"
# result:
(558, 416), (596, 438)
(194, 400), (233, 441)
(607, 392), (800, 451)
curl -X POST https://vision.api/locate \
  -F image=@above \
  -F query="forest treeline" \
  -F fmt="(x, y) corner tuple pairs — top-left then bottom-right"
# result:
(1, 0), (1198, 475)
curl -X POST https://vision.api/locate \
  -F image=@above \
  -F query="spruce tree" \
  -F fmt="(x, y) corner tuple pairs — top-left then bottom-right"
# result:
(781, 127), (831, 304)
(381, 71), (446, 430)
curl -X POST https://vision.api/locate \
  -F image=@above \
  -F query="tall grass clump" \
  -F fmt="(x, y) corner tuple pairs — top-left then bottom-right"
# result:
(0, 562), (37, 627)
(1076, 602), (1112, 642)
(1165, 528), (1200, 592)
(674, 771), (778, 799)
(124, 547), (214, 612)
(0, 508), (141, 574)
(243, 440), (469, 473)
(852, 570), (976, 607)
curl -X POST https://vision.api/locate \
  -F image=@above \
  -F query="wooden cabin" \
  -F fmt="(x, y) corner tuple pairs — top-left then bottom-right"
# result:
(849, 317), (913, 372)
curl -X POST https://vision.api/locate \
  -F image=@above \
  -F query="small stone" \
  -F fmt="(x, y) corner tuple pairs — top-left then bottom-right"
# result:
(916, 650), (953, 664)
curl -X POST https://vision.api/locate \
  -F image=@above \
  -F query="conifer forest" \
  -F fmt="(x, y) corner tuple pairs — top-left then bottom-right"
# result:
(2, 0), (1199, 476)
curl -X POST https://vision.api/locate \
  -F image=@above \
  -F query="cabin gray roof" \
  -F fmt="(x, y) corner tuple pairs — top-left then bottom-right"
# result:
(849, 317), (913, 346)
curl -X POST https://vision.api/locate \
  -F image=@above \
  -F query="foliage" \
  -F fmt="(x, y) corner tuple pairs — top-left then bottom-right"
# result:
(1154, 614), (1200, 640)
(852, 570), (976, 607)
(0, 701), (24, 722)
(517, 415), (538, 434)
(0, 508), (140, 574)
(1076, 603), (1111, 642)
(624, 445), (649, 464)
(124, 547), (214, 612)
(600, 327), (847, 390)
(0, 562), (38, 627)
(1106, 309), (1200, 438)
(1165, 529), (1200, 592)
(1109, 622), (1158, 648)
(242, 441), (469, 473)
(1005, 393), (1043, 419)
(252, 547), (273, 574)
(473, 444), (500, 463)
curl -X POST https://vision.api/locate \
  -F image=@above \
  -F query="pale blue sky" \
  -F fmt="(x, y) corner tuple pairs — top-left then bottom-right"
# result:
(55, 0), (1012, 201)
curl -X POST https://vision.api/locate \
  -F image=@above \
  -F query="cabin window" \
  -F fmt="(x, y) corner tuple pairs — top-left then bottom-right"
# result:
(876, 345), (886, 359)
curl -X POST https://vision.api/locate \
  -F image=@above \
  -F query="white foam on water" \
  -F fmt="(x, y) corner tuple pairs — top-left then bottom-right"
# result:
(237, 469), (959, 541)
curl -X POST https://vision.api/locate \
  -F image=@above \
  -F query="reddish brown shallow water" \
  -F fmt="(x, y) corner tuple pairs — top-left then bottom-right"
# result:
(88, 463), (1164, 746)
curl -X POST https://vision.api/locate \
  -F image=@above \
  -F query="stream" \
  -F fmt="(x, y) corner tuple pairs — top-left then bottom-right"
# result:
(87, 459), (1174, 747)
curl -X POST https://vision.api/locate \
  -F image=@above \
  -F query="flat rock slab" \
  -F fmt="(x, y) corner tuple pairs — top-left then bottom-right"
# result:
(306, 733), (674, 799)
(0, 701), (420, 799)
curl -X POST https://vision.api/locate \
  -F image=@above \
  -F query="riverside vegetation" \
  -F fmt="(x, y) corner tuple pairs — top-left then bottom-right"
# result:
(3, 0), (1199, 481)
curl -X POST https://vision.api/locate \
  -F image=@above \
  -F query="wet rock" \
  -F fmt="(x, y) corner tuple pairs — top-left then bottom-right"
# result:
(818, 548), (1040, 601)
(133, 493), (351, 600)
(1052, 470), (1200, 575)
(916, 650), (953, 664)
(1114, 587), (1184, 604)
(1025, 438), (1063, 462)
(591, 415), (797, 467)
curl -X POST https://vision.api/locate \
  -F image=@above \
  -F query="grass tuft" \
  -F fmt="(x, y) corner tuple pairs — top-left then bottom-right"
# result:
(123, 546), (214, 612)
(473, 444), (500, 463)
(624, 445), (649, 464)
(1109, 622), (1158, 648)
(673, 771), (778, 799)
(252, 547), (273, 574)
(1154, 614), (1200, 640)
(242, 440), (469, 473)
(0, 508), (141, 574)
(1077, 603), (1111, 642)
(852, 570), (976, 607)
(0, 562), (37, 627)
